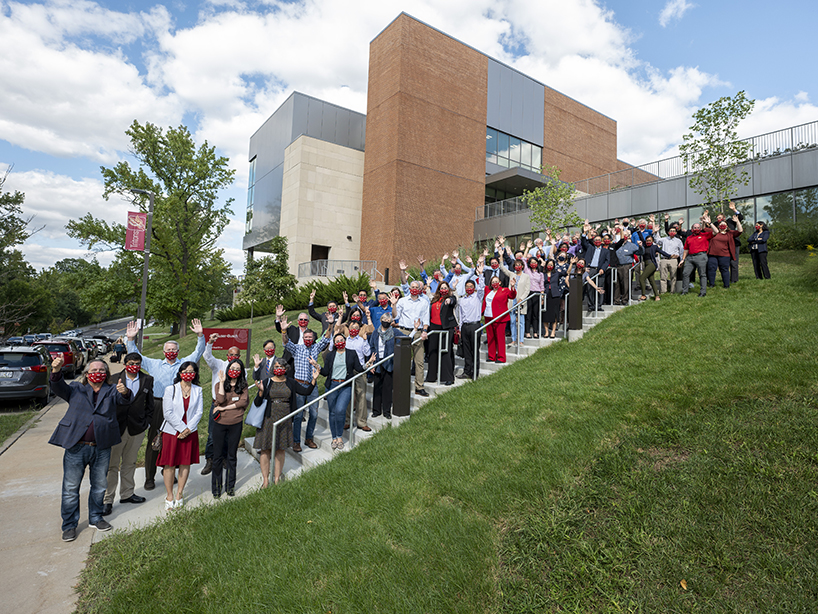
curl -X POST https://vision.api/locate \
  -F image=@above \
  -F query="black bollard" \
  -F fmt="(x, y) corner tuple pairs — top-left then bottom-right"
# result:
(392, 336), (412, 417)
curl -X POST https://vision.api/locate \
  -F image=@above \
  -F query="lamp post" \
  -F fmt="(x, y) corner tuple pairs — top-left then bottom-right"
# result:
(131, 189), (155, 351)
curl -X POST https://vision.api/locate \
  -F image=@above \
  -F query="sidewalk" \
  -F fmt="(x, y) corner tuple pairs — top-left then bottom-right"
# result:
(0, 364), (263, 614)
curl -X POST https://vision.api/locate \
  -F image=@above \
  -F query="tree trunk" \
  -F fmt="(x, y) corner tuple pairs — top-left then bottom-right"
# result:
(178, 300), (188, 338)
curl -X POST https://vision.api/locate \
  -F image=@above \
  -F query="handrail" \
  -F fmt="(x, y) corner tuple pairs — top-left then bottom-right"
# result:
(588, 269), (603, 317)
(628, 260), (640, 306)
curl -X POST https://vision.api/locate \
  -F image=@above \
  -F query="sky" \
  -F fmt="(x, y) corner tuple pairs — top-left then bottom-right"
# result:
(2, 0), (816, 274)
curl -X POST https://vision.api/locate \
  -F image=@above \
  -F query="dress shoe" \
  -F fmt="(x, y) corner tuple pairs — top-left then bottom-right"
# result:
(698, 291), (706, 297)
(144, 479), (155, 491)
(226, 489), (235, 497)
(443, 381), (454, 386)
(415, 388), (429, 397)
(292, 442), (302, 453)
(371, 411), (381, 418)
(102, 503), (113, 516)
(457, 373), (471, 380)
(359, 425), (372, 432)
(200, 459), (213, 476)
(120, 494), (146, 504)
(383, 413), (392, 419)
(305, 438), (318, 449)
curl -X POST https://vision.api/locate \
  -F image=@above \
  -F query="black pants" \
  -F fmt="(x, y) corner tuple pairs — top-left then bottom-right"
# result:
(204, 400), (228, 461)
(730, 254), (739, 283)
(372, 369), (394, 417)
(210, 421), (242, 495)
(751, 250), (770, 279)
(144, 398), (164, 482)
(427, 324), (454, 383)
(525, 295), (541, 336)
(460, 321), (481, 378)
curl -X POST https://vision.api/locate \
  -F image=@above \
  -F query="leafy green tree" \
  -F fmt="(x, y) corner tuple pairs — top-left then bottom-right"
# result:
(67, 121), (236, 336)
(239, 237), (297, 305)
(521, 165), (582, 233)
(680, 91), (755, 209)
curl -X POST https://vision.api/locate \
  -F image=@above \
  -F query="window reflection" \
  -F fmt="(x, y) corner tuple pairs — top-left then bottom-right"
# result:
(760, 192), (793, 225)
(795, 188), (818, 223)
(486, 127), (542, 172)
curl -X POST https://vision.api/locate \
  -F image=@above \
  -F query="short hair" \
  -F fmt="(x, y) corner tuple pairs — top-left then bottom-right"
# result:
(263, 339), (276, 348)
(124, 352), (141, 364)
(303, 329), (317, 341)
(163, 340), (179, 350)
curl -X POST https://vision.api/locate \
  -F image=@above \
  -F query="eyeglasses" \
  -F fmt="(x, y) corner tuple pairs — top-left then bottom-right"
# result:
(297, 319), (309, 323)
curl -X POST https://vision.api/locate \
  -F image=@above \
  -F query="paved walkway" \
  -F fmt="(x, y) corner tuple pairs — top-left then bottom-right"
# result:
(0, 362), (263, 614)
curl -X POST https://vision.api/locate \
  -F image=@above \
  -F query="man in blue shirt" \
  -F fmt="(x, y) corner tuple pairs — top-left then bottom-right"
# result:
(125, 318), (206, 490)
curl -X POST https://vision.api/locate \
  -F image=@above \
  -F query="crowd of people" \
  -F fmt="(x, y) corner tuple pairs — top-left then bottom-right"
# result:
(48, 201), (772, 541)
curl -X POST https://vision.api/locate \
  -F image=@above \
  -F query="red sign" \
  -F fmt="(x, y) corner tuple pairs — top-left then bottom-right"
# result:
(125, 211), (147, 251)
(203, 328), (250, 350)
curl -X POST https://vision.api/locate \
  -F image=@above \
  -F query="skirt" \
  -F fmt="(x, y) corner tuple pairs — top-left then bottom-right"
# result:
(543, 294), (562, 323)
(156, 431), (199, 466)
(253, 401), (293, 452)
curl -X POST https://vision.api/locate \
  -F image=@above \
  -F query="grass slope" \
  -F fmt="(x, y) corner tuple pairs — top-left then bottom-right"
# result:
(76, 252), (818, 613)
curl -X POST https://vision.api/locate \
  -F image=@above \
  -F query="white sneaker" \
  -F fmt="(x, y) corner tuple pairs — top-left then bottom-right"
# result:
(164, 498), (174, 511)
(174, 498), (184, 509)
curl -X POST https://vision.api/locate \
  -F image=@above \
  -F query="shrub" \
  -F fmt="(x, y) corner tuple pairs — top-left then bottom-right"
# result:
(767, 222), (818, 251)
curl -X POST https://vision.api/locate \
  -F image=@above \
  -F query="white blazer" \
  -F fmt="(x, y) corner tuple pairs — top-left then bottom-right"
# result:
(161, 383), (203, 435)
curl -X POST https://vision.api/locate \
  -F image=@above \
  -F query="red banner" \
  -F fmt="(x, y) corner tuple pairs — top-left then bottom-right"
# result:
(125, 211), (147, 251)
(203, 328), (250, 350)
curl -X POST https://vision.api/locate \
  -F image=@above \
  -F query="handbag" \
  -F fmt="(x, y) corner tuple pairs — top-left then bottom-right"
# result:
(245, 399), (267, 428)
(151, 421), (166, 452)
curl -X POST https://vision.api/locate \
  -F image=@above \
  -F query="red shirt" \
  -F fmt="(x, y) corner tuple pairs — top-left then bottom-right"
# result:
(430, 300), (442, 326)
(684, 230), (713, 255)
(708, 230), (741, 259)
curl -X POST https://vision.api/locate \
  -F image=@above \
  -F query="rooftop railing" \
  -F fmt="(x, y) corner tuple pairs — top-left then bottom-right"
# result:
(298, 259), (378, 280)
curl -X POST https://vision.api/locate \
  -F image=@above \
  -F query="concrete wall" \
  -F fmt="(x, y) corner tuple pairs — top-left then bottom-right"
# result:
(280, 135), (365, 276)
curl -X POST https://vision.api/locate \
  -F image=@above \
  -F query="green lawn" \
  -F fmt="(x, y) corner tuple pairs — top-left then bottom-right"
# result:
(77, 251), (818, 613)
(0, 411), (37, 446)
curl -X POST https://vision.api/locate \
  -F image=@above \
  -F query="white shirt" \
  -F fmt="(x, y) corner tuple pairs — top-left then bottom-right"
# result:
(484, 289), (497, 318)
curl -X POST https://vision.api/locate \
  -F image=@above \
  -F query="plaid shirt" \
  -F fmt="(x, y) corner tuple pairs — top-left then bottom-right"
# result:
(285, 336), (330, 381)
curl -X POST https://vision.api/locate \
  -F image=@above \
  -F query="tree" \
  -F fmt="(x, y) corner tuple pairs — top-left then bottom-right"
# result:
(239, 236), (297, 305)
(521, 165), (582, 234)
(67, 121), (236, 336)
(679, 91), (755, 209)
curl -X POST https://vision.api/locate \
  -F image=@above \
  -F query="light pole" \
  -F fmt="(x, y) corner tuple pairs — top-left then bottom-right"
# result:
(131, 189), (155, 351)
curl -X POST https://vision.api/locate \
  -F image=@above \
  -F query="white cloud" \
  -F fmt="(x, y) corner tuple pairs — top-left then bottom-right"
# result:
(659, 0), (694, 28)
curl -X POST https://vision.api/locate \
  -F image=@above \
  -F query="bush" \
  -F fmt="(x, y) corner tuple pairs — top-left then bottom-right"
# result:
(215, 273), (371, 321)
(767, 222), (818, 251)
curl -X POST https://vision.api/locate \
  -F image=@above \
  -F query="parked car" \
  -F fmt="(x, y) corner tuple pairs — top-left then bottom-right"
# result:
(5, 337), (25, 347)
(77, 337), (98, 360)
(0, 345), (52, 406)
(22, 334), (37, 345)
(35, 339), (83, 378)
(86, 338), (106, 356)
(35, 333), (52, 341)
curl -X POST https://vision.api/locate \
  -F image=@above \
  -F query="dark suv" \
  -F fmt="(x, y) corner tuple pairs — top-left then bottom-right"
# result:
(0, 345), (52, 407)
(34, 340), (82, 378)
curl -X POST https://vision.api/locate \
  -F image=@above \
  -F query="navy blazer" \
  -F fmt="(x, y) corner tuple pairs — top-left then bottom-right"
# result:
(368, 329), (411, 373)
(49, 374), (126, 450)
(320, 348), (365, 390)
(747, 230), (769, 253)
(583, 245), (610, 271)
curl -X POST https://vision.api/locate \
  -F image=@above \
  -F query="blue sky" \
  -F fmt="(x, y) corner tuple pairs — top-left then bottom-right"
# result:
(1, 0), (815, 273)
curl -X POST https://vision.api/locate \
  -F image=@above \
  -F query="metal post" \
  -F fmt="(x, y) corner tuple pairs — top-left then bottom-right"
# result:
(568, 277), (583, 331)
(473, 327), (479, 382)
(392, 336), (412, 417)
(132, 189), (154, 352)
(245, 329), (252, 371)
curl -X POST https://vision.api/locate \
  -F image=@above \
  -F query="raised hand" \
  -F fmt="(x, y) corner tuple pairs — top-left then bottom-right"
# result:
(52, 354), (64, 371)
(476, 263), (484, 275)
(664, 213), (670, 220)
(116, 380), (127, 394)
(257, 379), (264, 393)
(218, 369), (226, 383)
(442, 252), (449, 262)
(275, 304), (285, 318)
(190, 318), (203, 336)
(253, 353), (262, 368)
(280, 315), (289, 329)
(526, 239), (533, 249)
(389, 294), (399, 308)
(450, 277), (458, 289)
(369, 280), (377, 289)
(729, 202), (737, 211)
(452, 250), (459, 259)
(309, 289), (316, 302)
(509, 277), (517, 290)
(398, 260), (407, 271)
(417, 255), (425, 266)
(465, 255), (473, 264)
(126, 320), (139, 341)
(482, 247), (489, 257)
(342, 291), (349, 303)
(208, 332), (219, 345)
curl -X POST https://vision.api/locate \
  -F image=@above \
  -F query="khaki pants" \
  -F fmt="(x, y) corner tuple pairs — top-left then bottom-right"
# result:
(104, 429), (146, 503)
(345, 376), (368, 427)
(401, 328), (425, 389)
(659, 259), (679, 293)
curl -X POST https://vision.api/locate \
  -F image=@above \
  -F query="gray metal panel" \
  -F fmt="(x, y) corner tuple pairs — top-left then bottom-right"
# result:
(523, 78), (545, 147)
(792, 148), (818, 189)
(486, 59), (544, 146)
(306, 98), (323, 138)
(510, 71), (525, 137)
(486, 160), (505, 175)
(498, 65), (512, 124)
(348, 113), (366, 151)
(320, 104), (337, 143)
(734, 162), (755, 199)
(249, 94), (294, 181)
(632, 184), (658, 214)
(572, 198), (587, 221)
(585, 195), (608, 221)
(608, 190), (633, 218)
(290, 93), (308, 142)
(656, 177), (687, 209)
(486, 60), (502, 128)
(335, 111), (350, 148)
(755, 156), (792, 195)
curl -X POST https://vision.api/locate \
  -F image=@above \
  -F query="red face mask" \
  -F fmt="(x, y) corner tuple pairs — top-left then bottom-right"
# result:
(439, 288), (449, 296)
(669, 230), (677, 237)
(349, 329), (359, 337)
(546, 264), (554, 271)
(577, 263), (585, 269)
(264, 348), (275, 357)
(358, 294), (367, 302)
(514, 265), (523, 272)
(692, 228), (701, 235)
(180, 372), (196, 382)
(603, 238), (611, 245)
(298, 319), (308, 329)
(272, 367), (287, 376)
(490, 262), (499, 269)
(593, 240), (602, 247)
(560, 246), (568, 253)
(164, 351), (178, 361)
(454, 268), (462, 275)
(409, 287), (421, 296)
(392, 292), (400, 299)
(379, 299), (388, 307)
(719, 223), (728, 231)
(571, 238), (578, 245)
(125, 364), (141, 374)
(87, 372), (107, 384)
(639, 223), (646, 230)
(328, 305), (337, 313)
(529, 261), (537, 269)
(755, 224), (762, 231)
(227, 369), (241, 379)
(491, 281), (500, 290)
(303, 337), (314, 347)
(335, 341), (346, 351)
(465, 286), (475, 295)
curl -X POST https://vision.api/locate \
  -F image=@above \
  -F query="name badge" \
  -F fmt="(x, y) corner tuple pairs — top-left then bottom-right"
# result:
(232, 396), (239, 402)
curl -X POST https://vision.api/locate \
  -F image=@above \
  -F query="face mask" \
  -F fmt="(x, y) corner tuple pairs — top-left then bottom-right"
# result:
(669, 231), (677, 237)
(717, 217), (724, 223)
(639, 223), (646, 230)
(164, 350), (178, 361)
(328, 305), (337, 313)
(546, 264), (554, 271)
(227, 355), (240, 362)
(576, 263), (585, 269)
(529, 261), (537, 269)
(439, 288), (450, 296)
(491, 281), (500, 290)
(454, 268), (461, 275)
(298, 319), (308, 329)
(409, 287), (421, 296)
(349, 329), (360, 337)
(379, 299), (388, 307)
(87, 372), (107, 384)
(603, 238), (611, 245)
(358, 295), (367, 302)
(560, 246), (568, 253)
(692, 228), (701, 235)
(264, 348), (275, 357)
(227, 369), (241, 379)
(180, 372), (196, 382)
(719, 223), (727, 231)
(558, 255), (566, 261)
(272, 367), (287, 376)
(571, 238), (578, 245)
(514, 265), (523, 272)
(490, 262), (499, 269)
(433, 273), (441, 281)
(392, 292), (400, 299)
(593, 239), (602, 247)
(125, 364), (141, 374)
(335, 341), (346, 351)
(303, 337), (314, 347)
(465, 286), (475, 295)
(646, 240), (653, 247)
(755, 224), (762, 231)
(382, 322), (391, 329)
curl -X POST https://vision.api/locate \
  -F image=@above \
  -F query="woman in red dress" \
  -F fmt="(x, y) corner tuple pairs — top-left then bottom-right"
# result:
(481, 276), (517, 363)
(157, 361), (203, 510)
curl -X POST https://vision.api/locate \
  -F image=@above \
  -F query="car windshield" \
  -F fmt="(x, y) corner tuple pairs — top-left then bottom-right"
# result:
(39, 343), (71, 353)
(0, 353), (41, 368)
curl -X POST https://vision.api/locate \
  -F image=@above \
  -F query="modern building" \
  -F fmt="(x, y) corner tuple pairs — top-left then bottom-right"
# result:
(243, 13), (818, 281)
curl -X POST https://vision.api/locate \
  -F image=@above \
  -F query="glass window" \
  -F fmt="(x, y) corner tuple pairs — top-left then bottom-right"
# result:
(520, 141), (533, 170)
(688, 206), (706, 229)
(486, 152), (497, 165)
(486, 128), (498, 155)
(498, 132), (510, 161)
(245, 207), (253, 233)
(731, 198), (754, 225)
(759, 192), (793, 225)
(795, 187), (818, 223)
(508, 136), (521, 164)
(248, 157), (256, 187)
(531, 146), (542, 173)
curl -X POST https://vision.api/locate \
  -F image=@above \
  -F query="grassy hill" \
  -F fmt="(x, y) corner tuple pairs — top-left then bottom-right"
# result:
(76, 252), (818, 613)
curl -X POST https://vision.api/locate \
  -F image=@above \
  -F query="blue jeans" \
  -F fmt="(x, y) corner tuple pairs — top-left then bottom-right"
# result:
(510, 307), (525, 342)
(292, 384), (319, 443)
(326, 381), (351, 439)
(61, 443), (111, 531)
(707, 255), (731, 288)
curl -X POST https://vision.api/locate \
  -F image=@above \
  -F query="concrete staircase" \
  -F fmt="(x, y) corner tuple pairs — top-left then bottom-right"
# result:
(243, 304), (629, 480)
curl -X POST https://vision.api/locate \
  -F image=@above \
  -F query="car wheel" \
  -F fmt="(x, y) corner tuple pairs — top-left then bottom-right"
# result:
(36, 389), (50, 408)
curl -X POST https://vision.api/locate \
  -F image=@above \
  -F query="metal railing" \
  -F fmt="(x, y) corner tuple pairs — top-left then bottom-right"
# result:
(297, 259), (378, 279)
